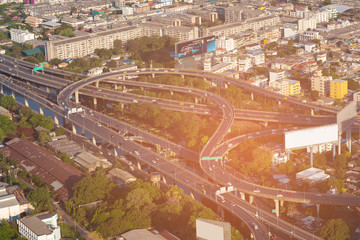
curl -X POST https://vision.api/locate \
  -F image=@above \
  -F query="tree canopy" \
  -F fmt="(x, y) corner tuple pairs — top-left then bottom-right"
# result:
(318, 218), (350, 240)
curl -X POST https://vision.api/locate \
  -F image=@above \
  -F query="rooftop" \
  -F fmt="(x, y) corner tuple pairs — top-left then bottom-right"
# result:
(19, 213), (53, 236)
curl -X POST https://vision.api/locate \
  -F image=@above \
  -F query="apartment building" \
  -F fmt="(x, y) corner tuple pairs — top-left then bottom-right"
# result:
(270, 80), (289, 96)
(237, 55), (253, 72)
(311, 70), (331, 96)
(151, 16), (181, 26)
(10, 29), (35, 44)
(187, 9), (218, 23)
(45, 23), (198, 61)
(269, 70), (285, 83)
(216, 6), (243, 23)
(299, 31), (321, 43)
(172, 13), (201, 26)
(45, 25), (142, 61)
(298, 17), (317, 32)
(287, 79), (301, 95)
(330, 79), (348, 99)
(217, 36), (235, 51)
(205, 15), (280, 37)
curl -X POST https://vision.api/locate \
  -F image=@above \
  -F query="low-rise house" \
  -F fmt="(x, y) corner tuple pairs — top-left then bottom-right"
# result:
(87, 67), (103, 76)
(107, 168), (136, 187)
(73, 151), (112, 172)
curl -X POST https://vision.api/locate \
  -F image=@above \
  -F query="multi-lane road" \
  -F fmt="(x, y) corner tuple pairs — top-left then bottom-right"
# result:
(1, 55), (358, 239)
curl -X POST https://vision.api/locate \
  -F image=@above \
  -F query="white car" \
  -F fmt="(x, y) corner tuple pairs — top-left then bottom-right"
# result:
(253, 189), (260, 193)
(134, 151), (140, 156)
(129, 166), (135, 171)
(276, 194), (283, 198)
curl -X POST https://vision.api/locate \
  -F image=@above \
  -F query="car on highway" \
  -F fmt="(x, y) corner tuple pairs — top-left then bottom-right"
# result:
(97, 122), (102, 127)
(227, 182), (232, 186)
(228, 143), (233, 147)
(315, 193), (322, 197)
(134, 151), (140, 156)
(129, 166), (135, 171)
(152, 159), (157, 164)
(253, 189), (260, 193)
(209, 167), (213, 171)
(276, 194), (283, 198)
(252, 223), (258, 230)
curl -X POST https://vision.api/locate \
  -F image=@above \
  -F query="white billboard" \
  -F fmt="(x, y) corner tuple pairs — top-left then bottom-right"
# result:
(196, 219), (230, 240)
(337, 101), (356, 134)
(285, 124), (338, 150)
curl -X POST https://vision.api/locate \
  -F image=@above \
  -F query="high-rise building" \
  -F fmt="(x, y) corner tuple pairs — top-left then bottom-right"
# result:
(330, 79), (348, 99)
(10, 29), (35, 44)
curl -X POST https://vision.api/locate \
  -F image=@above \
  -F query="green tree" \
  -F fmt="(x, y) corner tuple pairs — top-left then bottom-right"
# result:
(0, 115), (16, 136)
(37, 131), (51, 146)
(107, 60), (117, 68)
(0, 219), (17, 239)
(50, 58), (62, 66)
(0, 95), (17, 111)
(318, 219), (350, 240)
(72, 175), (115, 204)
(252, 146), (272, 173)
(28, 187), (52, 212)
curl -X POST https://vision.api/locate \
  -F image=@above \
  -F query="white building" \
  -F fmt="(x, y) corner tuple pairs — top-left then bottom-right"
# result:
(237, 55), (252, 72)
(299, 31), (321, 43)
(249, 74), (268, 88)
(269, 70), (285, 83)
(216, 37), (235, 52)
(87, 67), (103, 76)
(296, 167), (330, 183)
(248, 50), (265, 66)
(298, 18), (317, 32)
(17, 212), (61, 240)
(0, 192), (20, 222)
(10, 29), (35, 44)
(269, 79), (289, 96)
(122, 6), (134, 16)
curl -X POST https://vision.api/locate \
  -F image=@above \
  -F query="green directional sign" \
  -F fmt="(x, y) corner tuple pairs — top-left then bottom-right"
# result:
(272, 209), (276, 213)
(34, 66), (43, 71)
(202, 156), (222, 160)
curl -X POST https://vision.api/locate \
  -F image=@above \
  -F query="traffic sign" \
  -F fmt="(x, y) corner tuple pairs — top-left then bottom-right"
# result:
(34, 66), (43, 71)
(272, 209), (276, 213)
(201, 156), (222, 160)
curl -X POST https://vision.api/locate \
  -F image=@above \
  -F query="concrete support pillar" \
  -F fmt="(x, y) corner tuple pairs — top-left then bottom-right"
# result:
(95, 81), (99, 88)
(274, 199), (280, 217)
(136, 161), (141, 170)
(170, 90), (173, 96)
(280, 200), (284, 208)
(249, 195), (254, 205)
(346, 128), (352, 153)
(311, 108), (314, 116)
(75, 90), (79, 104)
(181, 74), (184, 79)
(24, 98), (29, 107)
(338, 133), (342, 155)
(54, 114), (59, 125)
(39, 106), (44, 115)
(310, 146), (314, 167)
(113, 148), (118, 157)
(92, 135), (96, 145)
(162, 175), (166, 184)
(251, 92), (254, 101)
(93, 97), (97, 106)
(195, 97), (198, 104)
(152, 73), (155, 78)
(114, 84), (118, 90)
(81, 127), (85, 136)
(72, 124), (76, 134)
(190, 191), (195, 199)
(316, 204), (320, 218)
(0, 85), (3, 94)
(220, 207), (225, 219)
(287, 151), (290, 161)
(278, 100), (281, 105)
(46, 87), (50, 93)
(333, 143), (336, 163)
(11, 91), (15, 99)
(240, 192), (245, 201)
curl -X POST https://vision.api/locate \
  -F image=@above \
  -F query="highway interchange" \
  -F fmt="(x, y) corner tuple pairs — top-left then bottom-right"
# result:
(0, 55), (359, 239)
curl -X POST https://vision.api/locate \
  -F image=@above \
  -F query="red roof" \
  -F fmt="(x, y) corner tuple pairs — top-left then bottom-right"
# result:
(2, 138), (85, 196)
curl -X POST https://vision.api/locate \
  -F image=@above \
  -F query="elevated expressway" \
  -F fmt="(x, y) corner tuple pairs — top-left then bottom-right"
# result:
(0, 57), (336, 125)
(56, 71), (329, 239)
